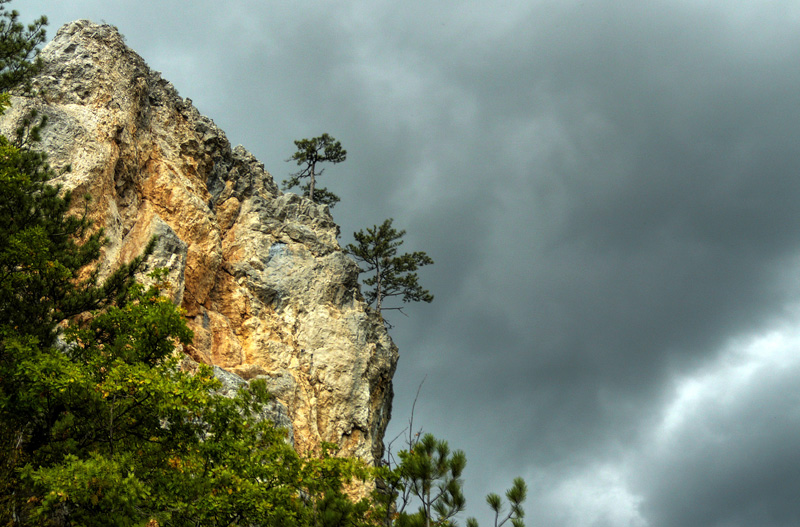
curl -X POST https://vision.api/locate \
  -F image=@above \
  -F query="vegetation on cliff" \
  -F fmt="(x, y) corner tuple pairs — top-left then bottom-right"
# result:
(0, 89), (368, 527)
(0, 3), (526, 526)
(282, 133), (347, 209)
(345, 218), (434, 316)
(283, 135), (434, 319)
(0, 7), (367, 524)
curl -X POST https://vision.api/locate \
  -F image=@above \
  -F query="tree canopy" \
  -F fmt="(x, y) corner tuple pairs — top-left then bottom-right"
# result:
(283, 133), (347, 209)
(0, 0), (46, 93)
(345, 218), (434, 315)
(373, 427), (527, 527)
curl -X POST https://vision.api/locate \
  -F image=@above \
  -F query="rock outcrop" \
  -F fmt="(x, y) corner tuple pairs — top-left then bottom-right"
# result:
(0, 20), (397, 465)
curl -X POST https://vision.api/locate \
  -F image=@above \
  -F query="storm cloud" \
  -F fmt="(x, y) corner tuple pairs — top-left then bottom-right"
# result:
(23, 1), (800, 525)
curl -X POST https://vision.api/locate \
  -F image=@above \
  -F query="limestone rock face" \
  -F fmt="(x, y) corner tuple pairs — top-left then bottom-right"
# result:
(1, 20), (397, 464)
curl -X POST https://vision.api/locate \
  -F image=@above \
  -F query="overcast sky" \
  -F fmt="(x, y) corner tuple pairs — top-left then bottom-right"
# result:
(23, 1), (800, 526)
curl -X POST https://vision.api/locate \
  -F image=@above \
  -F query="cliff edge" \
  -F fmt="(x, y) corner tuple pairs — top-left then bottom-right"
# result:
(0, 20), (397, 465)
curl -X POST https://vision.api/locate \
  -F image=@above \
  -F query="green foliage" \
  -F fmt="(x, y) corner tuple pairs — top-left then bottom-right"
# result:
(1, 275), (192, 523)
(283, 133), (347, 208)
(345, 218), (433, 315)
(0, 133), (151, 348)
(373, 392), (527, 527)
(393, 434), (466, 527)
(300, 443), (374, 527)
(0, 0), (47, 93)
(465, 478), (527, 527)
(21, 452), (149, 527)
(374, 432), (528, 527)
(2, 265), (372, 526)
(0, 0), (50, 148)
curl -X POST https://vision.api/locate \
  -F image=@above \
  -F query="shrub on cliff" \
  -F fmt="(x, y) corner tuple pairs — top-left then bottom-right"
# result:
(0, 4), (368, 523)
(1, 266), (370, 526)
(0, 134), (370, 524)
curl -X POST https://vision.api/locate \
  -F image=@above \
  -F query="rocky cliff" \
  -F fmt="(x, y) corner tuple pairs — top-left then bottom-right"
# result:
(0, 20), (397, 465)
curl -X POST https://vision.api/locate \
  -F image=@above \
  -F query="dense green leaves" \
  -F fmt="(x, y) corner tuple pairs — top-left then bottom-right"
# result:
(2, 266), (373, 526)
(0, 0), (46, 93)
(345, 218), (433, 315)
(283, 133), (347, 208)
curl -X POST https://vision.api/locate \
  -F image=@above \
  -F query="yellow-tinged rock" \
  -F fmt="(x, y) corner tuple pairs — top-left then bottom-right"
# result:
(1, 20), (397, 466)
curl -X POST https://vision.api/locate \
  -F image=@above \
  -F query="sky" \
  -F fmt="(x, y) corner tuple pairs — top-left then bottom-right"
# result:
(22, 1), (800, 526)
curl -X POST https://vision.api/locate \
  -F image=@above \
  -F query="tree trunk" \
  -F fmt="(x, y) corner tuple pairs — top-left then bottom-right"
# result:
(308, 161), (316, 203)
(375, 261), (382, 312)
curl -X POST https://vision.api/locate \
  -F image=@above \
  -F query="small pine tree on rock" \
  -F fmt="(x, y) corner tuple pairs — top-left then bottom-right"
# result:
(345, 218), (433, 315)
(283, 133), (346, 208)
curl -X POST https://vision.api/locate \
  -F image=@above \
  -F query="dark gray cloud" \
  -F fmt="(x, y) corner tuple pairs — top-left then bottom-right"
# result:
(633, 331), (800, 527)
(23, 1), (800, 525)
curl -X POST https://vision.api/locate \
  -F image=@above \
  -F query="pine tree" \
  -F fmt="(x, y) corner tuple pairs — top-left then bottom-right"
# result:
(345, 218), (433, 315)
(283, 133), (346, 208)
(396, 433), (467, 527)
(0, 123), (157, 349)
(0, 0), (47, 93)
(375, 431), (528, 527)
(467, 478), (527, 527)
